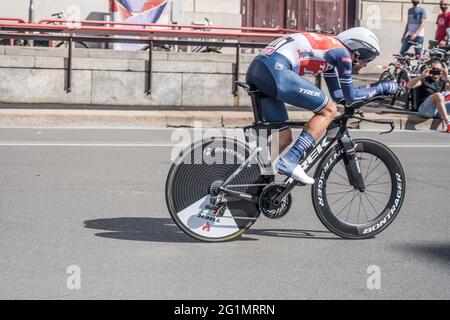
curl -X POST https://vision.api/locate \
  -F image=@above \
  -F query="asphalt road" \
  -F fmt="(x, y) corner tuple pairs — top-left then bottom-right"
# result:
(0, 127), (449, 299)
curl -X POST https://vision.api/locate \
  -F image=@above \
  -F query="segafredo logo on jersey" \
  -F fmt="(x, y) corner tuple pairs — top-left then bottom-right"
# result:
(298, 88), (321, 97)
(297, 50), (315, 59)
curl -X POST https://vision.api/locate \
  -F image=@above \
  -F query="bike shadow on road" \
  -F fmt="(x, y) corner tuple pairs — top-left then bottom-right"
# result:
(84, 217), (346, 243)
(247, 228), (347, 240)
(394, 242), (450, 266)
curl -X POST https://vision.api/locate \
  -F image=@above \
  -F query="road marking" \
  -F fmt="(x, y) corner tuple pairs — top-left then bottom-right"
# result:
(0, 126), (440, 133)
(0, 142), (183, 147)
(1, 142), (450, 148)
(389, 144), (450, 148)
(0, 143), (188, 147)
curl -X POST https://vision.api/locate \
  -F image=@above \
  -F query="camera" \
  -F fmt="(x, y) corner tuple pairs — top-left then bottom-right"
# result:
(430, 68), (442, 76)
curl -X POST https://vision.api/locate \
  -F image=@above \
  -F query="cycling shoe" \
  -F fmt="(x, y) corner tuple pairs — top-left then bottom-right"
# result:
(277, 157), (315, 185)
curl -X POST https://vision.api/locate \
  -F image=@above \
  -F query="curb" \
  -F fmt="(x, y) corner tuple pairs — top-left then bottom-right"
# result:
(0, 108), (445, 131)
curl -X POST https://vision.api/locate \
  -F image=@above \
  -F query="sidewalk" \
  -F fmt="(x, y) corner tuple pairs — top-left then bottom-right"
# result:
(0, 104), (445, 131)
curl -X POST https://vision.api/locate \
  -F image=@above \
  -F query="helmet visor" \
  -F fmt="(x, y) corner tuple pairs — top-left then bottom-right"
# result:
(345, 38), (379, 63)
(355, 48), (378, 63)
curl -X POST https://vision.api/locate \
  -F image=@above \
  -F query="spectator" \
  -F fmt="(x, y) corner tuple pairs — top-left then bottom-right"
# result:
(436, 0), (450, 45)
(401, 0), (427, 56)
(407, 59), (450, 132)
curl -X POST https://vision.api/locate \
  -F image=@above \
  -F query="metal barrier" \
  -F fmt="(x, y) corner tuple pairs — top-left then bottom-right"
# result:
(37, 18), (299, 35)
(0, 22), (289, 41)
(0, 17), (26, 46)
(0, 17), (27, 23)
(0, 17), (322, 97)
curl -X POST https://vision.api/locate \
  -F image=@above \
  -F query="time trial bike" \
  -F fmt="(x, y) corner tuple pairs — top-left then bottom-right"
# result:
(165, 82), (406, 242)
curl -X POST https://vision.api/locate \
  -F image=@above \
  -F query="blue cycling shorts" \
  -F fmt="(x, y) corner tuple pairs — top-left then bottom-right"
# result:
(246, 53), (329, 124)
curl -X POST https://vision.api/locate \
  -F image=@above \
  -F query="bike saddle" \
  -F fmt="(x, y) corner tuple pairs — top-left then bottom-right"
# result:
(235, 81), (254, 92)
(235, 82), (267, 96)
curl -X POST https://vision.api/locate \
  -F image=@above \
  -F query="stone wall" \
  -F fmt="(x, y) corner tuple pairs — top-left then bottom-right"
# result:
(0, 46), (258, 107)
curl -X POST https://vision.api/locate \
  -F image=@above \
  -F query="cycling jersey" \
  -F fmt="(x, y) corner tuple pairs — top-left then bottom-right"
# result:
(246, 32), (358, 122)
(264, 33), (356, 104)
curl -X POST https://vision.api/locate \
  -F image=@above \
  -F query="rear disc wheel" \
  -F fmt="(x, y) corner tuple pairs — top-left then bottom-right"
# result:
(165, 137), (264, 242)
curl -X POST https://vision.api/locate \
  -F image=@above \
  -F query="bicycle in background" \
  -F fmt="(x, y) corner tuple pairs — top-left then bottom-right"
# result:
(191, 18), (223, 53)
(34, 11), (89, 49)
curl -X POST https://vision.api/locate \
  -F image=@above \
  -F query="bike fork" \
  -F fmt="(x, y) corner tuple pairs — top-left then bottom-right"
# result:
(340, 135), (365, 191)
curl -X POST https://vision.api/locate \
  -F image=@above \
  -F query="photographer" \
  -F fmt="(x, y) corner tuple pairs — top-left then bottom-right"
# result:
(407, 59), (450, 132)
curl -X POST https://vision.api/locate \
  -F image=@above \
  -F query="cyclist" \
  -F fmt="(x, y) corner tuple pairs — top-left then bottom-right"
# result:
(246, 27), (398, 184)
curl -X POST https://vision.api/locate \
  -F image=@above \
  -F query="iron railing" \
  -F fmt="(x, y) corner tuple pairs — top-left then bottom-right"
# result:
(0, 18), (322, 96)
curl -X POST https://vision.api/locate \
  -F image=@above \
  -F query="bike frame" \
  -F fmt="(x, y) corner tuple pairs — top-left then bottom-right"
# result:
(216, 89), (394, 205)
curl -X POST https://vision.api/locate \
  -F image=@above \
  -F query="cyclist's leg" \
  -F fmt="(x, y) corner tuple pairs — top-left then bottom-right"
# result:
(245, 56), (277, 97)
(275, 70), (336, 139)
(304, 100), (337, 139)
(274, 70), (336, 183)
(246, 56), (292, 157)
(260, 96), (292, 157)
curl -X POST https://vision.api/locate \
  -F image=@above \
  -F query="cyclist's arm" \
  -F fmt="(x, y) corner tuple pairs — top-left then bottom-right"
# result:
(323, 70), (342, 102)
(331, 84), (394, 102)
(324, 48), (356, 104)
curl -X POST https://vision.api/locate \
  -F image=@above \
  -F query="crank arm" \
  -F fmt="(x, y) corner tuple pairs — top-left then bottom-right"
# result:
(218, 187), (259, 203)
(273, 179), (296, 204)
